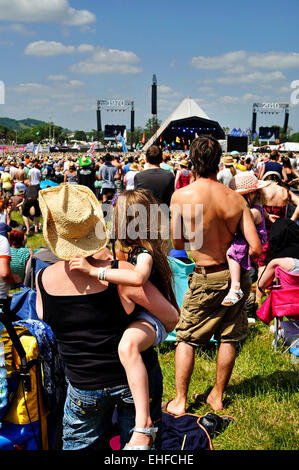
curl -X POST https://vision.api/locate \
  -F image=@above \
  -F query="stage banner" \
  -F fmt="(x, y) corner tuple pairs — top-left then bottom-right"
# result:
(0, 145), (15, 152)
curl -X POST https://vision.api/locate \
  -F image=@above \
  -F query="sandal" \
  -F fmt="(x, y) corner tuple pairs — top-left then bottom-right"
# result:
(221, 288), (244, 306)
(123, 426), (158, 450)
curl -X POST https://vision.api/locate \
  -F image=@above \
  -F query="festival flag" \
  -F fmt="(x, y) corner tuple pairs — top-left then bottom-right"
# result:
(87, 142), (96, 155)
(117, 134), (128, 154)
(141, 133), (145, 144)
(176, 136), (180, 143)
(36, 131), (40, 136)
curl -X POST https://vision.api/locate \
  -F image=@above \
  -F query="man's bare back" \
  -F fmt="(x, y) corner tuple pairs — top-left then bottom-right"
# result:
(14, 168), (26, 182)
(171, 177), (261, 266)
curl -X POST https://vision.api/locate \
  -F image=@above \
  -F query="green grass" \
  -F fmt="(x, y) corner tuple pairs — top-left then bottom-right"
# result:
(11, 210), (46, 251)
(159, 323), (299, 450)
(9, 210), (299, 450)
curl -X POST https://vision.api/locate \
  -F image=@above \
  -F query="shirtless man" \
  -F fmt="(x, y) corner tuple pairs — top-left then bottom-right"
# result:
(14, 163), (27, 194)
(167, 135), (262, 414)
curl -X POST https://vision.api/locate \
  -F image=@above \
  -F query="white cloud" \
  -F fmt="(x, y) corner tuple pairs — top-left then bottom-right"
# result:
(25, 40), (75, 56)
(25, 41), (98, 57)
(24, 41), (142, 76)
(0, 23), (35, 35)
(158, 85), (181, 97)
(13, 83), (50, 94)
(0, 0), (96, 26)
(200, 71), (286, 85)
(70, 47), (142, 75)
(68, 80), (84, 87)
(248, 52), (299, 69)
(191, 51), (247, 70)
(219, 93), (260, 104)
(191, 50), (299, 71)
(77, 44), (95, 53)
(47, 74), (68, 81)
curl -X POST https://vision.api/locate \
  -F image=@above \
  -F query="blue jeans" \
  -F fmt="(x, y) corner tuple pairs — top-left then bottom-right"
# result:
(62, 362), (163, 451)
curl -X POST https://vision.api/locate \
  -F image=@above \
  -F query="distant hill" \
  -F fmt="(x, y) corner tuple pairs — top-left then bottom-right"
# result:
(0, 117), (46, 131)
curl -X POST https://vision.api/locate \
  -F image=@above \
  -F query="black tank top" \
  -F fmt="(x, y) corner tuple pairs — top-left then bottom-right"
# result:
(38, 262), (156, 390)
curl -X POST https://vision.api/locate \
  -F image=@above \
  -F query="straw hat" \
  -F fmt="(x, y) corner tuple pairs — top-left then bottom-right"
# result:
(229, 171), (271, 194)
(129, 162), (139, 171)
(39, 183), (109, 261)
(222, 155), (235, 166)
(180, 160), (188, 168)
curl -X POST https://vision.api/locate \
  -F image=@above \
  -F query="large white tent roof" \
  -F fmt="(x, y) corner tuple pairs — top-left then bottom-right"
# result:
(142, 97), (211, 151)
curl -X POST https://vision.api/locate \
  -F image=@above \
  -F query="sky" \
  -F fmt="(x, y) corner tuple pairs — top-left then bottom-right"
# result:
(0, 0), (299, 135)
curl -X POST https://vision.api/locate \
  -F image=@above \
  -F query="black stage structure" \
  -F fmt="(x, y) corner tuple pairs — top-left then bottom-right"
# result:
(142, 97), (225, 152)
(96, 99), (135, 150)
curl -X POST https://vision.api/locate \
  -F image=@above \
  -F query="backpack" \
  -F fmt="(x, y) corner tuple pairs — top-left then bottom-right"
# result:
(0, 318), (49, 450)
(0, 311), (65, 450)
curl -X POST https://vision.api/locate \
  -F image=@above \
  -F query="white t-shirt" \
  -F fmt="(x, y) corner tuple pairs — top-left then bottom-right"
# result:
(125, 170), (139, 190)
(217, 168), (234, 187)
(29, 167), (41, 185)
(0, 235), (11, 298)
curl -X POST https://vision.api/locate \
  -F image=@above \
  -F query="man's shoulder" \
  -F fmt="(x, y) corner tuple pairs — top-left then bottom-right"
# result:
(153, 168), (174, 180)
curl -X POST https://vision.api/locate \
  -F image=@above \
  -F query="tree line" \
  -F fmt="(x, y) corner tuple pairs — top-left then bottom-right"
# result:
(0, 117), (162, 146)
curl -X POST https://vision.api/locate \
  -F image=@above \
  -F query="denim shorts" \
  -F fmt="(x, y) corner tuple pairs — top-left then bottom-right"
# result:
(135, 311), (168, 346)
(62, 362), (163, 451)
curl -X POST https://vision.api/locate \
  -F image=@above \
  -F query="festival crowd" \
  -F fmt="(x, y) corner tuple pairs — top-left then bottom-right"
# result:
(0, 137), (298, 450)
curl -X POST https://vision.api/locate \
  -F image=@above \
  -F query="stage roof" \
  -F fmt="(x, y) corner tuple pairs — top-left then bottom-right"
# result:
(143, 97), (224, 151)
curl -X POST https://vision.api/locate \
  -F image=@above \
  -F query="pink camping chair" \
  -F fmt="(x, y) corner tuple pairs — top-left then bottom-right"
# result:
(257, 266), (299, 352)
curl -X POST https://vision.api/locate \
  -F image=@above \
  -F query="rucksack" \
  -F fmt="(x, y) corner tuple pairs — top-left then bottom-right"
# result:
(0, 310), (65, 450)
(0, 318), (49, 450)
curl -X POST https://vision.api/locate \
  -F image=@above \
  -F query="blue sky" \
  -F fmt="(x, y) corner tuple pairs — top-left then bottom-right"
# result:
(0, 0), (299, 134)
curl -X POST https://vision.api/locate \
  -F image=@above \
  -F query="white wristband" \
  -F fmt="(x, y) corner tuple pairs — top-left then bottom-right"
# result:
(97, 267), (107, 281)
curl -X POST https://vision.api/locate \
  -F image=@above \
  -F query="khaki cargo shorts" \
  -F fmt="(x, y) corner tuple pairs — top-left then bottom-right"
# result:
(176, 268), (251, 347)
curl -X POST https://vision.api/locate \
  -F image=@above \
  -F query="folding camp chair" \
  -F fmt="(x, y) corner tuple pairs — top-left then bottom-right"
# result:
(257, 266), (299, 353)
(272, 266), (299, 352)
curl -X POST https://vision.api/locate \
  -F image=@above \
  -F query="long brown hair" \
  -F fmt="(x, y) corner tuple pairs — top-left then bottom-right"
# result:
(114, 189), (179, 310)
(244, 189), (265, 207)
(226, 165), (236, 176)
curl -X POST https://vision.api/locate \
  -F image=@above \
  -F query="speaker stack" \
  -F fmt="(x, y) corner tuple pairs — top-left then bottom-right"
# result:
(152, 75), (157, 116)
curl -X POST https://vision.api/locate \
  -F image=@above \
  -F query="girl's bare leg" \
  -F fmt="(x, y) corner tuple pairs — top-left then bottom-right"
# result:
(118, 320), (156, 448)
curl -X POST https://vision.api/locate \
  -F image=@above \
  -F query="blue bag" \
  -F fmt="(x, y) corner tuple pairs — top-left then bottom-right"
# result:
(10, 286), (38, 321)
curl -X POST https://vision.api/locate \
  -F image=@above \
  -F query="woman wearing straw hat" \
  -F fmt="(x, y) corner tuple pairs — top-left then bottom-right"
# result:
(35, 183), (178, 451)
(124, 162), (140, 190)
(174, 160), (191, 189)
(217, 155), (237, 187)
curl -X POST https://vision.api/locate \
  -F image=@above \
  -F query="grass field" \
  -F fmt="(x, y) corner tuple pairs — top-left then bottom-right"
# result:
(11, 210), (299, 451)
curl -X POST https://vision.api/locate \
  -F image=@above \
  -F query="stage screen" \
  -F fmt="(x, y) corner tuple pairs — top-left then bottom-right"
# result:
(227, 136), (248, 153)
(104, 125), (126, 140)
